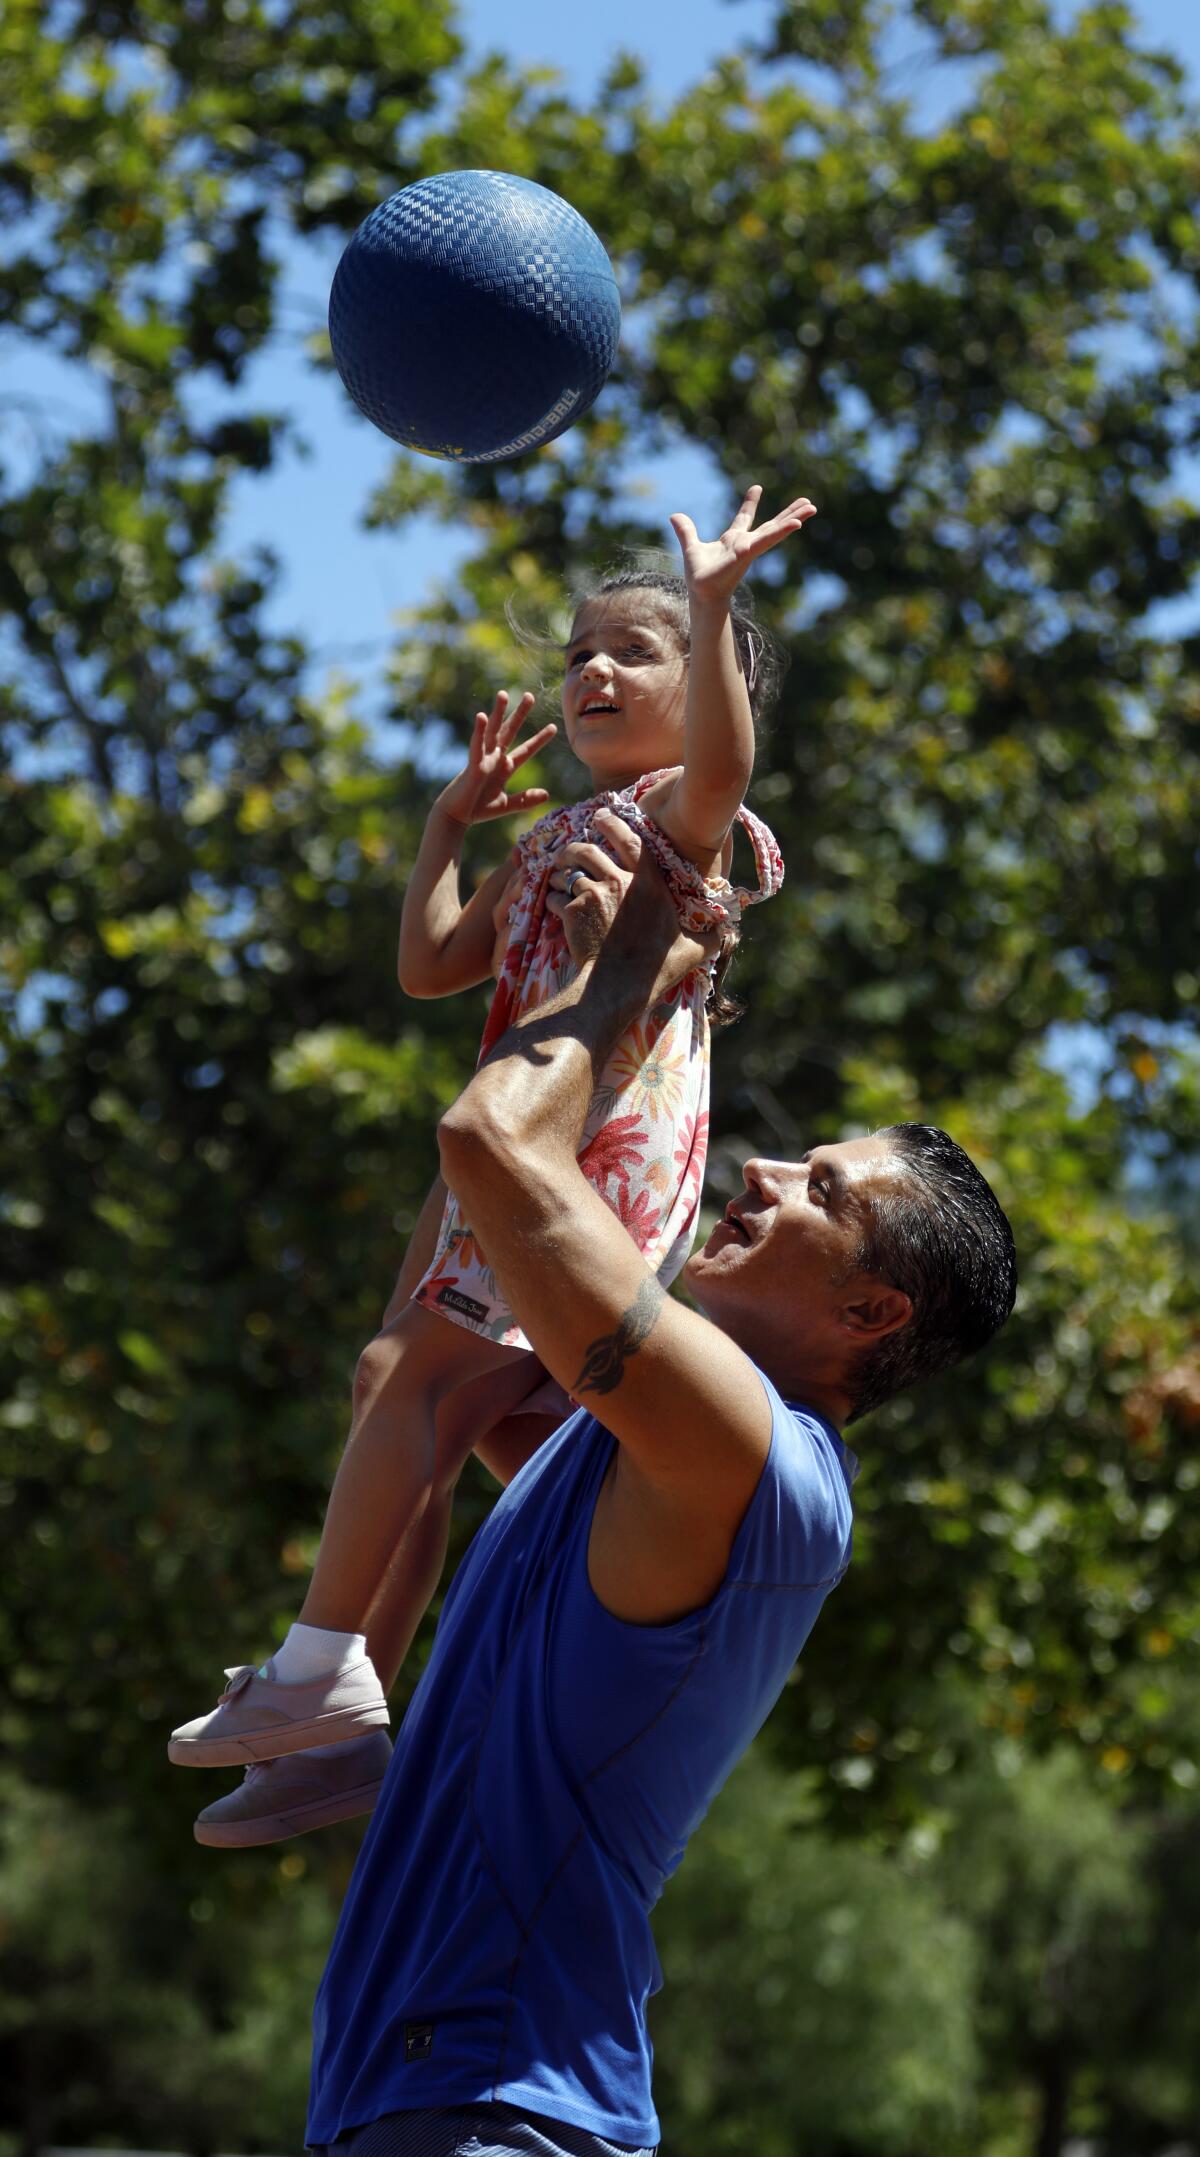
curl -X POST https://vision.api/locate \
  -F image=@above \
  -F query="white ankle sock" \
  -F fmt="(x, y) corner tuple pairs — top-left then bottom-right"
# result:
(267, 1623), (366, 1684)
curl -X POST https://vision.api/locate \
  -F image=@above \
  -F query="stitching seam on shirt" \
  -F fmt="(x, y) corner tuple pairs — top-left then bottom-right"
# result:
(582, 1619), (710, 1788)
(726, 1568), (849, 1593)
(492, 1620), (710, 2098)
(465, 1450), (610, 2097)
(491, 1824), (585, 2098)
(467, 1506), (575, 1949)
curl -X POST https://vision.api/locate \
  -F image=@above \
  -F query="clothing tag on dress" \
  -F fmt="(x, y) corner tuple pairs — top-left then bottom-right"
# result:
(436, 1286), (489, 1326)
(404, 2021), (435, 2062)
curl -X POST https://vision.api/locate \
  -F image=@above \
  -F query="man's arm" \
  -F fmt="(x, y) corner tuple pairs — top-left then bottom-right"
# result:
(437, 818), (775, 1620)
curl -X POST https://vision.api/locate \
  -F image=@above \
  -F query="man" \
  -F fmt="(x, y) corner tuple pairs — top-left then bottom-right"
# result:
(304, 813), (1017, 2157)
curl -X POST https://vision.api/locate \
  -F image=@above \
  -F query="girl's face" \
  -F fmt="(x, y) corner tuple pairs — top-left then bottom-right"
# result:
(561, 593), (689, 788)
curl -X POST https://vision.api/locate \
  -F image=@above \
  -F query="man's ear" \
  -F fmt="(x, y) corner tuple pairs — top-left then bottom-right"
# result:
(840, 1284), (912, 1344)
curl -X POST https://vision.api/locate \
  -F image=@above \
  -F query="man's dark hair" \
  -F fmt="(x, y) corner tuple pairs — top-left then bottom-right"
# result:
(843, 1123), (1018, 1425)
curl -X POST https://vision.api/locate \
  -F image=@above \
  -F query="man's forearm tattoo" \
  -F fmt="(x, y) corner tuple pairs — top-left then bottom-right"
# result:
(573, 1276), (666, 1397)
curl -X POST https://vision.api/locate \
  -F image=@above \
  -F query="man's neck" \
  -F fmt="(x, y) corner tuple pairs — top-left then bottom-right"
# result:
(755, 1355), (850, 1430)
(776, 1375), (850, 1431)
(697, 1303), (852, 1430)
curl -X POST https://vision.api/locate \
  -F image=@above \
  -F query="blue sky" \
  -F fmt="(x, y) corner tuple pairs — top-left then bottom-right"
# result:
(212, 0), (784, 701)
(6, 0), (1199, 732)
(6, 0), (1196, 1103)
(206, 0), (1200, 724)
(461, 0), (773, 96)
(276, 0), (1199, 1127)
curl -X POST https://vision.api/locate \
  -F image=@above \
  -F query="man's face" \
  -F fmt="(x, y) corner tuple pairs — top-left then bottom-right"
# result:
(685, 1136), (910, 1379)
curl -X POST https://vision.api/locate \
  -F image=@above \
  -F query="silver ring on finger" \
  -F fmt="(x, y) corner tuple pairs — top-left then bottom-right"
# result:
(564, 869), (585, 897)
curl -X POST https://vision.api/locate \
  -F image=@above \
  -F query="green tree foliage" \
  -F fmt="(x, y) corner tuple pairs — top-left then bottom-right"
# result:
(0, 0), (484, 1814)
(0, 1771), (331, 2156)
(650, 1750), (980, 2157)
(365, 0), (1200, 1802)
(649, 1730), (1200, 2157)
(933, 1734), (1154, 2157)
(2, 0), (1199, 2150)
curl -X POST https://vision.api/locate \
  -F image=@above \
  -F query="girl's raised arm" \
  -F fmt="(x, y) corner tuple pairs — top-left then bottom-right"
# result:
(398, 691), (555, 999)
(657, 486), (815, 863)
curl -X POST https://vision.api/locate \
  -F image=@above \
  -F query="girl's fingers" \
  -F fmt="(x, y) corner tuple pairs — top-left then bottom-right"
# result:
(674, 488), (812, 563)
(730, 483), (764, 530)
(496, 689), (537, 747)
(744, 502), (817, 557)
(485, 690), (510, 742)
(748, 496), (814, 530)
(761, 497), (816, 532)
(507, 722), (558, 769)
(479, 786), (550, 820)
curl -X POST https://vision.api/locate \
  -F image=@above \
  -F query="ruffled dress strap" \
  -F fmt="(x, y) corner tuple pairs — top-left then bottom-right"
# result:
(416, 777), (782, 1351)
(583, 768), (784, 936)
(508, 776), (784, 939)
(513, 797), (592, 879)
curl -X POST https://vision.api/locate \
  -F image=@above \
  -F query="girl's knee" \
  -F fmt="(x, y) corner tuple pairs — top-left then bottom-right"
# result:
(351, 1331), (405, 1420)
(351, 1302), (468, 1424)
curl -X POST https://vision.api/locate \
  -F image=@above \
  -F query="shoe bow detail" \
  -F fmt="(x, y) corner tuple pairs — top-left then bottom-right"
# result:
(218, 1664), (257, 1704)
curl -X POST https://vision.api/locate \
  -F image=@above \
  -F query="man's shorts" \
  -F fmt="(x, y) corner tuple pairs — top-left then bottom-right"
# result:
(308, 2102), (655, 2157)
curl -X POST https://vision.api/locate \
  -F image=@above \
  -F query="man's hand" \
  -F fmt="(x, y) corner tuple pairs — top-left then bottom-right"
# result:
(546, 811), (720, 1002)
(438, 809), (776, 1627)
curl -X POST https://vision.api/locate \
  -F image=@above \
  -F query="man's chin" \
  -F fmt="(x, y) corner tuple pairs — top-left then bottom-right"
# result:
(694, 1220), (750, 1265)
(681, 1251), (709, 1299)
(684, 1236), (743, 1296)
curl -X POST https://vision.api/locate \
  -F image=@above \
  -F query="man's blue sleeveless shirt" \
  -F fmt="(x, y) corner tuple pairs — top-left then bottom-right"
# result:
(307, 1371), (856, 2150)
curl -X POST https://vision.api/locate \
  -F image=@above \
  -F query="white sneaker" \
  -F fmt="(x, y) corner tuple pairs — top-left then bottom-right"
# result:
(168, 1656), (389, 1768)
(194, 1731), (393, 1848)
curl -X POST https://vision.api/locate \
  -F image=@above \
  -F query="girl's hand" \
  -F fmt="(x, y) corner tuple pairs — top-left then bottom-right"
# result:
(669, 485), (816, 607)
(436, 691), (557, 828)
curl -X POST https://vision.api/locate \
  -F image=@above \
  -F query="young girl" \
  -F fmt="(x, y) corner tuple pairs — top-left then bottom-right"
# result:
(171, 484), (815, 1845)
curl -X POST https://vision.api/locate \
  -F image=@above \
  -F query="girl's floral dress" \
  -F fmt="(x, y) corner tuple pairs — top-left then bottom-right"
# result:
(412, 769), (784, 1349)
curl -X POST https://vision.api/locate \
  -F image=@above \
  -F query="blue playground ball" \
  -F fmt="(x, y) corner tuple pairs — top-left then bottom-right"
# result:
(328, 170), (622, 463)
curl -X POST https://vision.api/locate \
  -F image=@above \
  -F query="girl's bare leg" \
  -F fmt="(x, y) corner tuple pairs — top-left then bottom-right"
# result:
(309, 1170), (568, 1684)
(376, 1173), (568, 1492)
(363, 1494), (453, 1694)
(377, 1173), (449, 1332)
(372, 1176), (565, 1478)
(297, 1301), (519, 1636)
(473, 1412), (564, 1490)
(362, 1356), (558, 1688)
